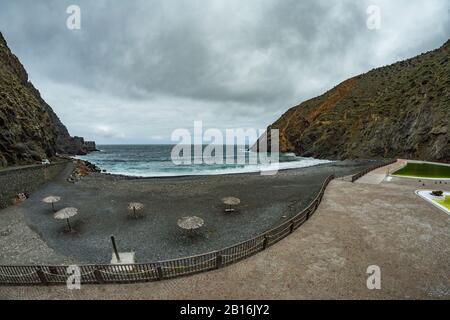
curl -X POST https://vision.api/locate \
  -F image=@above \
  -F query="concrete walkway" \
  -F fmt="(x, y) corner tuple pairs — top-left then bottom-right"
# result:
(355, 160), (406, 184)
(2, 165), (449, 299)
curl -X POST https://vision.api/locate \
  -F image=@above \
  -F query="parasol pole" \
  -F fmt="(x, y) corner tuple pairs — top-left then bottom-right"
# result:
(66, 218), (72, 232)
(111, 235), (121, 263)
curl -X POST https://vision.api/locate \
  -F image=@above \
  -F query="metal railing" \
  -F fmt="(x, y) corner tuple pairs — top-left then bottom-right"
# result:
(350, 159), (397, 182)
(0, 160), (394, 286)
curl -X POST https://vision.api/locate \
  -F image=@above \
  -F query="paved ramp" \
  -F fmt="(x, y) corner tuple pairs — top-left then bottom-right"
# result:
(355, 160), (406, 184)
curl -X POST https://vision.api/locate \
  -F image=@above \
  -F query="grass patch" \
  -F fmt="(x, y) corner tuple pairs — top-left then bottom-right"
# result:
(393, 163), (450, 178)
(434, 196), (450, 210)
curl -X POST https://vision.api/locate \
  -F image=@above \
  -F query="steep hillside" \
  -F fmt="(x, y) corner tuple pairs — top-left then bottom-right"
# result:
(260, 40), (450, 162)
(0, 32), (96, 168)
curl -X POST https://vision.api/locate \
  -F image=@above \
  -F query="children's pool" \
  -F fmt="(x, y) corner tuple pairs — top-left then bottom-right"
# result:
(416, 190), (450, 215)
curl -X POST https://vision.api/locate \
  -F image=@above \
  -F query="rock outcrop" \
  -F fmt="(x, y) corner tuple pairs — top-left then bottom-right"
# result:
(257, 39), (450, 163)
(67, 159), (101, 183)
(0, 31), (96, 168)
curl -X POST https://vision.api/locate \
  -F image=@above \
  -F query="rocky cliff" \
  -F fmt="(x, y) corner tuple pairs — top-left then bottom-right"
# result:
(259, 40), (450, 162)
(0, 32), (96, 168)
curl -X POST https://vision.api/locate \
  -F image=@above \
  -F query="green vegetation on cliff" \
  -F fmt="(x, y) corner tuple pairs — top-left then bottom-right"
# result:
(0, 32), (95, 168)
(263, 40), (450, 162)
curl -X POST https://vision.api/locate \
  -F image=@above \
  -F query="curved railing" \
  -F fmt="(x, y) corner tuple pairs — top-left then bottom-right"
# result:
(350, 159), (397, 182)
(0, 174), (334, 286)
(0, 160), (395, 286)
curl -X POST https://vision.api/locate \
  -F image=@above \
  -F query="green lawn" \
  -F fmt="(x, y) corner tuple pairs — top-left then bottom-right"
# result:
(392, 162), (450, 178)
(434, 196), (450, 210)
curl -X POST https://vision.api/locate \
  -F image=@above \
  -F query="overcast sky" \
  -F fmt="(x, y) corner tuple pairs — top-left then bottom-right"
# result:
(0, 0), (449, 144)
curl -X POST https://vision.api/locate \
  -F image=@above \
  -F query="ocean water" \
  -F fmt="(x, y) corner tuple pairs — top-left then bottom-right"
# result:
(76, 145), (332, 177)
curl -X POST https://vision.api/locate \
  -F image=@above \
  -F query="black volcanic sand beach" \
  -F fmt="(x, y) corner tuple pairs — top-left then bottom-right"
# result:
(19, 160), (378, 264)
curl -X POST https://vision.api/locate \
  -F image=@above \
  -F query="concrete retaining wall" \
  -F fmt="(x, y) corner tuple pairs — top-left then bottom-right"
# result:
(0, 162), (69, 209)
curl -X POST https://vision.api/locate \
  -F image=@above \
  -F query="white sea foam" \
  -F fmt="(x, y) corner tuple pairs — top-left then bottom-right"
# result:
(76, 145), (334, 178)
(107, 158), (333, 177)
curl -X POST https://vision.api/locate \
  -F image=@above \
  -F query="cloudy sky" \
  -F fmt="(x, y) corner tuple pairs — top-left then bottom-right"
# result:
(0, 0), (449, 144)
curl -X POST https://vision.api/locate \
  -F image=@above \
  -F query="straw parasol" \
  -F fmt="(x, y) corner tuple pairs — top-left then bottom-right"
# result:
(177, 216), (204, 235)
(54, 207), (78, 232)
(128, 202), (144, 218)
(42, 196), (61, 212)
(222, 197), (241, 212)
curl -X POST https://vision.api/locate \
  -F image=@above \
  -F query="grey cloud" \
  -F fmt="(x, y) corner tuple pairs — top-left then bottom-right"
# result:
(0, 0), (449, 144)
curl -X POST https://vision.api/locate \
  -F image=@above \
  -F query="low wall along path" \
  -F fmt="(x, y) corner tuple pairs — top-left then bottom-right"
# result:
(0, 160), (395, 286)
(0, 162), (70, 209)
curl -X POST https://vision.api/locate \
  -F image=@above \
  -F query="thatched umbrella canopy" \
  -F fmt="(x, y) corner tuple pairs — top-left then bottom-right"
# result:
(54, 207), (78, 232)
(222, 197), (241, 205)
(128, 202), (144, 218)
(222, 197), (241, 212)
(42, 196), (61, 212)
(177, 216), (204, 231)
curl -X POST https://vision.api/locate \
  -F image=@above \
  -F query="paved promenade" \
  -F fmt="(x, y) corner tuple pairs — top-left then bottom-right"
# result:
(2, 162), (449, 299)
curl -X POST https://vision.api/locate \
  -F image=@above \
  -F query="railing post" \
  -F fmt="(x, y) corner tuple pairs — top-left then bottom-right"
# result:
(49, 266), (58, 275)
(36, 267), (48, 285)
(216, 253), (223, 269)
(262, 235), (268, 250)
(156, 264), (163, 280)
(94, 269), (104, 284)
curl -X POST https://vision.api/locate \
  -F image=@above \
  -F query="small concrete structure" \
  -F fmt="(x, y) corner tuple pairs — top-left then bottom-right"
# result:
(110, 235), (136, 269)
(110, 252), (136, 265)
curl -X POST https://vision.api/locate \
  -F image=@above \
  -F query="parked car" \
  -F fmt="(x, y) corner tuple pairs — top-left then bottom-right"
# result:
(41, 159), (51, 165)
